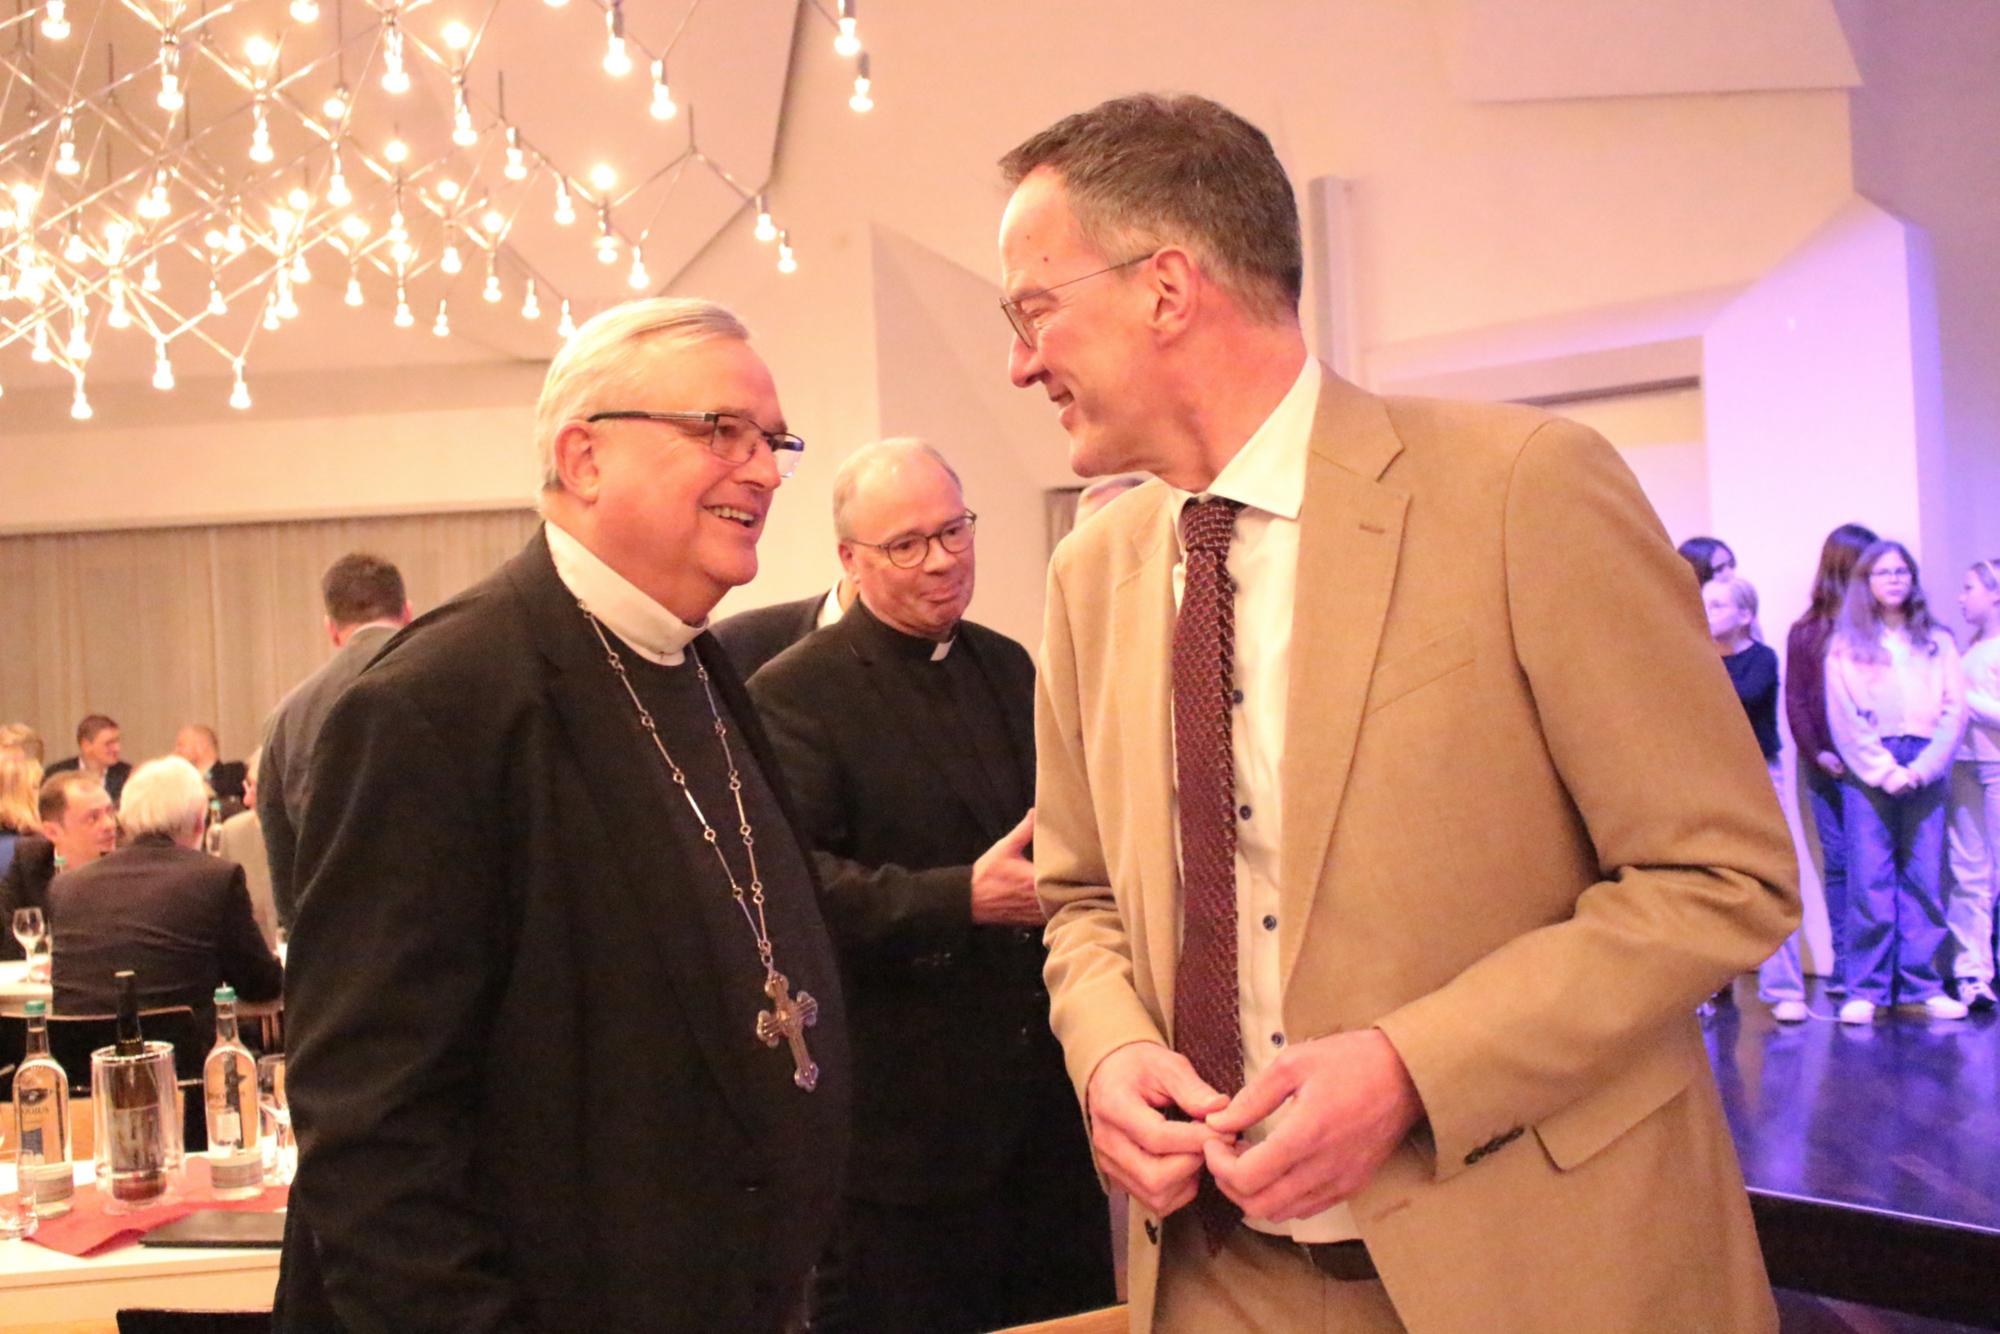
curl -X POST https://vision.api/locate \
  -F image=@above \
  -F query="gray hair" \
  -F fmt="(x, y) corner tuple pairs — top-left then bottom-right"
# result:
(999, 93), (1303, 325)
(535, 297), (752, 493)
(831, 438), (963, 541)
(119, 756), (209, 842)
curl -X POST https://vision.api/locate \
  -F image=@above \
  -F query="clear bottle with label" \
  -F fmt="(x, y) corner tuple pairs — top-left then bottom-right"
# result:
(202, 986), (264, 1197)
(11, 999), (75, 1216)
(92, 970), (179, 1208)
(202, 796), (225, 856)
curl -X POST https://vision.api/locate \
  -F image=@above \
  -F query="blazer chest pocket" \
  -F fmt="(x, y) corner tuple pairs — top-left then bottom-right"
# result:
(1365, 623), (1474, 713)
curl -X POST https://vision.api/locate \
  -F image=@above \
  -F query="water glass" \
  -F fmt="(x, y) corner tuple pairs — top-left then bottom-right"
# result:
(258, 1054), (295, 1185)
(1, 1160), (39, 1241)
(11, 906), (44, 961)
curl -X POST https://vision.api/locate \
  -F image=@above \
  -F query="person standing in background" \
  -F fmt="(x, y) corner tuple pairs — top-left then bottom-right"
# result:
(1826, 540), (1967, 1023)
(1784, 524), (1878, 999)
(1680, 536), (1737, 587)
(1706, 574), (1804, 1023)
(1946, 559), (2000, 1011)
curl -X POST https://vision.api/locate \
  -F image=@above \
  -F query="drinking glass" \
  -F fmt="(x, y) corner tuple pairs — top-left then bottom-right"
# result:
(257, 1054), (294, 1185)
(10, 906), (44, 961)
(0, 1157), (38, 1240)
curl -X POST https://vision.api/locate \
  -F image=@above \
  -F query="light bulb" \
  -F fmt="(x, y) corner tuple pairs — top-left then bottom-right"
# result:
(650, 61), (678, 120)
(66, 324), (90, 360)
(292, 252), (312, 282)
(230, 369), (251, 410)
(382, 64), (411, 95)
(437, 178), (461, 201)
(142, 260), (161, 292)
(71, 384), (92, 421)
(63, 228), (89, 263)
(835, 16), (861, 58)
(42, 0), (69, 41)
(30, 323), (53, 362)
(288, 183), (311, 210)
(345, 273), (363, 305)
(341, 214), (369, 239)
(323, 85), (349, 120)
(505, 127), (529, 181)
(442, 21), (472, 50)
(278, 288), (300, 319)
(250, 123), (275, 163)
(153, 344), (175, 390)
(521, 282), (540, 320)
(159, 72), (184, 111)
(208, 282), (227, 315)
(394, 295), (414, 327)
(627, 250), (648, 290)
(269, 206), (297, 236)
(544, 0), (568, 7)
(589, 163), (616, 192)
(327, 167), (352, 208)
(849, 76), (873, 114)
(777, 231), (797, 274)
(602, 4), (631, 79)
(595, 234), (618, 264)
(391, 238), (413, 264)
(442, 244), (463, 274)
(387, 209), (406, 241)
(553, 182), (576, 225)
(291, 0), (320, 21)
(483, 272), (502, 302)
(104, 219), (132, 259)
(557, 298), (576, 338)
(382, 21), (410, 94)
(225, 222), (246, 254)
(263, 301), (281, 330)
(482, 208), (506, 235)
(432, 299), (450, 336)
(54, 117), (80, 177)
(452, 95), (477, 147)
(245, 35), (276, 67)
(753, 196), (777, 243)
(385, 137), (409, 164)
(108, 293), (132, 329)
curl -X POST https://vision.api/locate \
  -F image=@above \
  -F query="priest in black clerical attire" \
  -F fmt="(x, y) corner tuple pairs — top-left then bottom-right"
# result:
(276, 299), (849, 1333)
(751, 440), (1115, 1334)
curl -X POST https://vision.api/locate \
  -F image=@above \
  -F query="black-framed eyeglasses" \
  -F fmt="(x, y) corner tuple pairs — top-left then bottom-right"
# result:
(1001, 252), (1156, 350)
(848, 511), (978, 569)
(585, 410), (805, 479)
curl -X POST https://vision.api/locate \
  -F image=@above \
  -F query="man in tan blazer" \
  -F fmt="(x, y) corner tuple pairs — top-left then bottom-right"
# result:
(1000, 94), (1799, 1332)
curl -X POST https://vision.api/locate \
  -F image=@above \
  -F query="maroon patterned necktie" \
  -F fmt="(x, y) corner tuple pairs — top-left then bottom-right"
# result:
(1172, 496), (1245, 1253)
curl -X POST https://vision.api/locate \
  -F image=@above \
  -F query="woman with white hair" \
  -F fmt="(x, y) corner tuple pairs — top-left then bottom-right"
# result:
(47, 755), (282, 1037)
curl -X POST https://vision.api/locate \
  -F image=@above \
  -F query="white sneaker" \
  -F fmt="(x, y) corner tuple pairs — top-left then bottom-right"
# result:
(1922, 995), (1969, 1020)
(1838, 999), (1877, 1025)
(1771, 1000), (1809, 1024)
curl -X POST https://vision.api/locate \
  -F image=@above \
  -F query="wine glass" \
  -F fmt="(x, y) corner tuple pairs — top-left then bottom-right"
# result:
(257, 1054), (294, 1185)
(11, 907), (45, 976)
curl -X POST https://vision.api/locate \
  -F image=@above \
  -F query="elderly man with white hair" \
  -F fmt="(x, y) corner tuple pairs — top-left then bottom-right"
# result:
(48, 755), (281, 1038)
(276, 297), (850, 1334)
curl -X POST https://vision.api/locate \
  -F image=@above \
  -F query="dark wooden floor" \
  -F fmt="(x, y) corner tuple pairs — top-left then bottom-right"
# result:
(1707, 976), (2000, 1331)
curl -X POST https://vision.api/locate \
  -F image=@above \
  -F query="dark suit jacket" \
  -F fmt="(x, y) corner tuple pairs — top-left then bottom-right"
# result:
(45, 757), (130, 805)
(48, 835), (282, 1033)
(750, 605), (1079, 1206)
(710, 592), (829, 679)
(0, 835), (56, 961)
(258, 621), (400, 928)
(274, 531), (850, 1334)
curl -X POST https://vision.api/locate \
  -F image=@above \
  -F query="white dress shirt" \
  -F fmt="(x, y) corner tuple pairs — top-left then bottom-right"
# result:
(544, 521), (705, 667)
(1167, 355), (1358, 1243)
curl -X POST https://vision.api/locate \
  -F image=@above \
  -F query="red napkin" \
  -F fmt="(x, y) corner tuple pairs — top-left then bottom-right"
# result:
(29, 1156), (289, 1257)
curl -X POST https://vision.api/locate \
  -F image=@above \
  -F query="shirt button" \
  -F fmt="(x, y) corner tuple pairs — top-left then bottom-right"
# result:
(1271, 1032), (1286, 1047)
(1238, 804), (1253, 821)
(1262, 914), (1278, 931)
(1232, 688), (1246, 706)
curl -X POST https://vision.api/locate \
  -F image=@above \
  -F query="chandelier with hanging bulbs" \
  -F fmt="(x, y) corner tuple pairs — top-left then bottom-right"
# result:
(0, 0), (876, 418)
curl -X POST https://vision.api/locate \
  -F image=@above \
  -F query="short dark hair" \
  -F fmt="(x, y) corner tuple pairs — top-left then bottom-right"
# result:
(322, 553), (407, 628)
(1000, 93), (1303, 323)
(75, 714), (118, 745)
(40, 769), (104, 824)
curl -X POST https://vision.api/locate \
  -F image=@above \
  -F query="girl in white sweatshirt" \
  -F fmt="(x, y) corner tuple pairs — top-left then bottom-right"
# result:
(1945, 559), (2000, 1010)
(1825, 541), (1966, 1023)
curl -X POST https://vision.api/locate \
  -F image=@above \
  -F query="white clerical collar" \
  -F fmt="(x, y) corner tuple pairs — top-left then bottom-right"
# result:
(1169, 352), (1317, 545)
(544, 521), (706, 667)
(815, 585), (847, 631)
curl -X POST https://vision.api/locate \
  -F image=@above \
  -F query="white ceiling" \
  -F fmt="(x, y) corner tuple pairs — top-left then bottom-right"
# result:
(0, 0), (809, 393)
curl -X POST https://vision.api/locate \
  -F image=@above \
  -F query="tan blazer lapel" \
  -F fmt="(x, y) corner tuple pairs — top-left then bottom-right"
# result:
(1115, 502), (1189, 1036)
(1279, 370), (1408, 995)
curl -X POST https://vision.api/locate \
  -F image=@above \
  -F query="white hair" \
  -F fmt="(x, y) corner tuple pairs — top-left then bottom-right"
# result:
(534, 297), (752, 494)
(119, 756), (210, 842)
(830, 438), (964, 540)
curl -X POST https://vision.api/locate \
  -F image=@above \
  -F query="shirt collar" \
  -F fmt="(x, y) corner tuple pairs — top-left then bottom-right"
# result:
(850, 597), (954, 662)
(1169, 353), (1317, 548)
(815, 585), (847, 631)
(544, 520), (706, 667)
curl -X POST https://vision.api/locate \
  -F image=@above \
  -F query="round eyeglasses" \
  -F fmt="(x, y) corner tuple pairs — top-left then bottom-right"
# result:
(848, 511), (978, 568)
(585, 409), (805, 479)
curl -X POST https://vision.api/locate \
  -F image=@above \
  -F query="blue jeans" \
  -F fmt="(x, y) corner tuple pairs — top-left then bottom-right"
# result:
(1842, 735), (1949, 1006)
(1806, 769), (1850, 990)
(1758, 762), (1805, 1002)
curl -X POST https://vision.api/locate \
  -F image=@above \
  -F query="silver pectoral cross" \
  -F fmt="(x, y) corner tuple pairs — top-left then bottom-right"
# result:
(756, 972), (820, 1091)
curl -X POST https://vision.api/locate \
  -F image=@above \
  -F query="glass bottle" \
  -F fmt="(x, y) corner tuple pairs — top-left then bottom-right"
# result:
(203, 795), (225, 855)
(95, 970), (173, 1206)
(203, 986), (264, 1197)
(11, 1000), (75, 1216)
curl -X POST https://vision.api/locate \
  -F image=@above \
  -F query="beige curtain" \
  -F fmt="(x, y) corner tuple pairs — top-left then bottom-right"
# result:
(0, 509), (541, 770)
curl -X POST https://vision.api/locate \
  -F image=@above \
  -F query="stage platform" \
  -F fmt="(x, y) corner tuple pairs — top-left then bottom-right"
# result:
(1707, 976), (2000, 1330)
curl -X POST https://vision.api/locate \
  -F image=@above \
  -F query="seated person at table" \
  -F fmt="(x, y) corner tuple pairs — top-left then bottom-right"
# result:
(49, 756), (281, 1036)
(0, 747), (40, 879)
(217, 750), (280, 950)
(46, 713), (131, 806)
(1, 771), (118, 960)
(174, 723), (250, 812)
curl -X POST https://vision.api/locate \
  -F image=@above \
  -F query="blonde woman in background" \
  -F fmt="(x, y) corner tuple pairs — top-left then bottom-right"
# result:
(0, 748), (42, 879)
(1946, 559), (2000, 1011)
(1826, 540), (1968, 1023)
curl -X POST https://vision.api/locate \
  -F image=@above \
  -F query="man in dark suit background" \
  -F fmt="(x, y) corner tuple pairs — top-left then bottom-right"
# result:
(1, 771), (118, 960)
(46, 714), (131, 806)
(276, 297), (849, 1333)
(710, 575), (853, 678)
(750, 439), (1113, 1333)
(256, 552), (411, 929)
(48, 756), (280, 1034)
(173, 724), (249, 811)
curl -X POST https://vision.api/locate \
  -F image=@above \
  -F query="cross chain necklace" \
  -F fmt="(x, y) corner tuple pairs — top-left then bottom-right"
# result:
(581, 604), (820, 1092)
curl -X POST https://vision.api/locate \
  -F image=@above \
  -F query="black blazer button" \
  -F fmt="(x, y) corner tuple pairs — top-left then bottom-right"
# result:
(1144, 1218), (1160, 1245)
